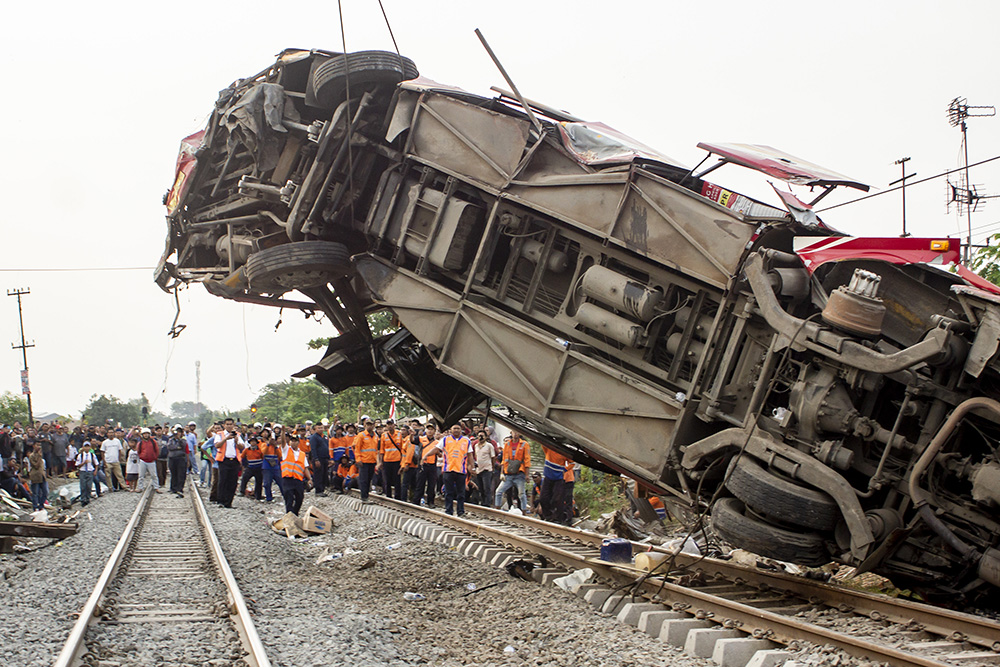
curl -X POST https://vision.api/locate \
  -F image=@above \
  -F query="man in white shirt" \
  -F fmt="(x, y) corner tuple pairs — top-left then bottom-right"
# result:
(213, 418), (245, 508)
(102, 429), (126, 492)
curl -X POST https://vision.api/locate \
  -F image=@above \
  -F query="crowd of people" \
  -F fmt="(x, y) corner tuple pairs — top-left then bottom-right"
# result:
(0, 416), (578, 525)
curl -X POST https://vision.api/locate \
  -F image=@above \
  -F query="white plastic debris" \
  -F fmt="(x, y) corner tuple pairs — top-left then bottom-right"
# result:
(403, 592), (426, 601)
(346, 536), (358, 543)
(663, 536), (701, 556)
(503, 646), (516, 654)
(87, 513), (93, 521)
(386, 542), (402, 550)
(552, 568), (595, 593)
(507, 507), (523, 516)
(29, 510), (48, 523)
(316, 552), (343, 564)
(465, 583), (477, 591)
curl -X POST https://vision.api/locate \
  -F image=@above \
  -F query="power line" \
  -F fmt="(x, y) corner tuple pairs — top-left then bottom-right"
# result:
(817, 154), (1000, 212)
(0, 267), (155, 272)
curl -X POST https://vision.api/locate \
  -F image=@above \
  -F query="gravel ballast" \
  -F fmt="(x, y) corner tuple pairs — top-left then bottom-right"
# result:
(206, 491), (715, 667)
(1, 487), (139, 667)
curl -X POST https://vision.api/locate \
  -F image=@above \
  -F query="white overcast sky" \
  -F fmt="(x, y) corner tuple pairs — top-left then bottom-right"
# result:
(2, 1), (999, 419)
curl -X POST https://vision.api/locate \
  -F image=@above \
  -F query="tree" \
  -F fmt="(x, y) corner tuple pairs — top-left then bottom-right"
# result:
(82, 394), (142, 427)
(252, 379), (329, 425)
(0, 391), (29, 426)
(969, 233), (1000, 285)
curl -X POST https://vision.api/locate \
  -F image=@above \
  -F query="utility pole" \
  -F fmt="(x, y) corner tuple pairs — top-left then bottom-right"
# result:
(8, 288), (34, 425)
(890, 157), (916, 237)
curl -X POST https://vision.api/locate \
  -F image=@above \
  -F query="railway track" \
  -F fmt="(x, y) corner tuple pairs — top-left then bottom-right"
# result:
(338, 492), (1000, 667)
(53, 481), (270, 667)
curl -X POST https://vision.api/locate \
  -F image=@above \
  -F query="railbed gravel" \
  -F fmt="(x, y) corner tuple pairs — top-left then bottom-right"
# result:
(205, 490), (716, 667)
(1, 486), (138, 667)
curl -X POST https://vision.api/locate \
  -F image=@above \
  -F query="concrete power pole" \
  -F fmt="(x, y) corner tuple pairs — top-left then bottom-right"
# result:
(8, 288), (34, 425)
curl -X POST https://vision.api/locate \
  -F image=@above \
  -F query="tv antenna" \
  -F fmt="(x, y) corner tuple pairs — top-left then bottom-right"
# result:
(947, 97), (995, 261)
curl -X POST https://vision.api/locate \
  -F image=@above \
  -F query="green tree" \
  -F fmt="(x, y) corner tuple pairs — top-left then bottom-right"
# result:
(0, 391), (29, 426)
(82, 394), (142, 427)
(969, 233), (1000, 285)
(252, 379), (329, 425)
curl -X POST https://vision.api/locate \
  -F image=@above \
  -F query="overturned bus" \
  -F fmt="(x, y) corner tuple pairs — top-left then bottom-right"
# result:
(156, 48), (1000, 604)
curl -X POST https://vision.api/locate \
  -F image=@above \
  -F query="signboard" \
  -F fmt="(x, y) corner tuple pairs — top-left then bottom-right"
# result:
(20, 369), (30, 395)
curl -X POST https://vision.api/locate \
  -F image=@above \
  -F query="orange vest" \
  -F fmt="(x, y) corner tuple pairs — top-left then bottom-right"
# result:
(420, 434), (439, 464)
(502, 439), (530, 471)
(442, 435), (471, 474)
(401, 438), (417, 470)
(298, 437), (310, 455)
(380, 431), (403, 462)
(280, 447), (307, 480)
(354, 432), (379, 463)
(215, 434), (244, 461)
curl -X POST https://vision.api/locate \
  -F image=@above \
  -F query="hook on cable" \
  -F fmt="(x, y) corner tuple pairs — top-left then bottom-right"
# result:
(168, 286), (186, 338)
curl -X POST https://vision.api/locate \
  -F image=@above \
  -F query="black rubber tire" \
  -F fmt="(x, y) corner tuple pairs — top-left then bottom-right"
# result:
(309, 51), (419, 109)
(244, 241), (351, 292)
(725, 455), (839, 530)
(711, 498), (830, 566)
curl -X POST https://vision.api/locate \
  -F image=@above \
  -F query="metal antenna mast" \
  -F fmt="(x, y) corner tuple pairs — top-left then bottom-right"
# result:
(7, 288), (34, 425)
(890, 157), (916, 237)
(947, 97), (996, 261)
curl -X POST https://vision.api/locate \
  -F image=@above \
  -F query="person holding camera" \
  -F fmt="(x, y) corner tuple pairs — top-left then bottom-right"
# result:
(213, 418), (245, 508)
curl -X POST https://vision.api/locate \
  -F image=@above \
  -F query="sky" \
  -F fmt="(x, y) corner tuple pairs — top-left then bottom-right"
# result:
(2, 1), (1000, 419)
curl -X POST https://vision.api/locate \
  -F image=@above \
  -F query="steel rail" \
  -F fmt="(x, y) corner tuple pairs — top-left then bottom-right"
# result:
(461, 502), (1000, 651)
(53, 486), (154, 667)
(189, 479), (272, 667)
(357, 494), (973, 667)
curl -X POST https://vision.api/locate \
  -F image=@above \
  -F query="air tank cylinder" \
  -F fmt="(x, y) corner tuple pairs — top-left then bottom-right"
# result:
(580, 265), (663, 321)
(575, 303), (647, 348)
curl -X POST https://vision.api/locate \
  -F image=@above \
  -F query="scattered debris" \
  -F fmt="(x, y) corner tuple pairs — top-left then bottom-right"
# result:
(356, 559), (376, 571)
(386, 542), (402, 550)
(505, 559), (535, 581)
(315, 550), (343, 565)
(552, 568), (594, 593)
(461, 581), (505, 597)
(0, 520), (78, 539)
(301, 506), (333, 534)
(402, 592), (426, 601)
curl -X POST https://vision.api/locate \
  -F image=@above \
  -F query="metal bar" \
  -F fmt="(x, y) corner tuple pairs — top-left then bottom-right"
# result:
(186, 214), (263, 229)
(522, 227), (558, 313)
(415, 176), (457, 275)
(474, 29), (543, 134)
(392, 167), (431, 264)
(462, 198), (503, 296)
(53, 487), (154, 667)
(189, 479), (271, 667)
(547, 404), (678, 419)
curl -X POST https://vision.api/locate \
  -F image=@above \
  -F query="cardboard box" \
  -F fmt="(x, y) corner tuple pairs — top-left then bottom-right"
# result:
(301, 506), (333, 534)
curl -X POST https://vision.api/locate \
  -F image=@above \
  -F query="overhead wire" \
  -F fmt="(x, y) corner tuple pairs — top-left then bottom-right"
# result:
(816, 154), (1000, 213)
(0, 267), (156, 272)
